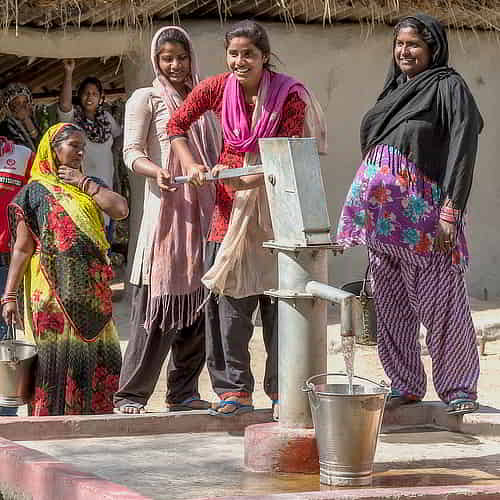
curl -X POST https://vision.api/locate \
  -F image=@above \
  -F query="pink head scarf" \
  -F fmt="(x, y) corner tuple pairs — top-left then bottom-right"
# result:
(222, 69), (327, 155)
(146, 26), (221, 332)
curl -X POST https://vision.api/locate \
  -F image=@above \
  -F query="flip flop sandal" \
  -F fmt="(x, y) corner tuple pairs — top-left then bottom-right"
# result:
(272, 400), (280, 422)
(208, 400), (254, 418)
(167, 396), (211, 412)
(113, 402), (145, 415)
(447, 398), (479, 416)
(385, 388), (421, 410)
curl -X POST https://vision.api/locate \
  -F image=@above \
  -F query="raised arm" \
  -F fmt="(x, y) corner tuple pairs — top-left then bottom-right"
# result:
(60, 59), (76, 113)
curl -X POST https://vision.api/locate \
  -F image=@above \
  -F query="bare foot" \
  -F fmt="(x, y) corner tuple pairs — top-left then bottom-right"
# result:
(114, 404), (145, 414)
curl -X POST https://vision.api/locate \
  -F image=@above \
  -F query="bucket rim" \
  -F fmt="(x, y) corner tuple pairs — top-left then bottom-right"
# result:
(302, 372), (390, 395)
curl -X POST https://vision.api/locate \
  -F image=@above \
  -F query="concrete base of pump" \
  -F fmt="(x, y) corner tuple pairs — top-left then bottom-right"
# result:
(244, 422), (319, 473)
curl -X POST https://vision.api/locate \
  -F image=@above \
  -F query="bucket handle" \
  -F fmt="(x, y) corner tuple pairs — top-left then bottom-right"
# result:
(360, 263), (371, 298)
(7, 321), (16, 342)
(302, 372), (388, 392)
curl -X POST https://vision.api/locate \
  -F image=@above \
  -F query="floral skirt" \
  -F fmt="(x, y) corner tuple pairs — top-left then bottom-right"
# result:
(24, 261), (122, 416)
(336, 144), (468, 270)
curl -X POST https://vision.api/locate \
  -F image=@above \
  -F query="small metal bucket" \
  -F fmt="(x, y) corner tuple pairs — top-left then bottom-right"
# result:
(0, 324), (37, 407)
(341, 267), (377, 345)
(303, 373), (389, 486)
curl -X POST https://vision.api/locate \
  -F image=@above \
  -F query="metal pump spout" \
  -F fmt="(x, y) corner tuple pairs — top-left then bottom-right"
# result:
(305, 281), (355, 338)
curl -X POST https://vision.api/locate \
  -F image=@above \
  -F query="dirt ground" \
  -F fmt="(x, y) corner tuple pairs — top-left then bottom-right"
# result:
(111, 281), (500, 413)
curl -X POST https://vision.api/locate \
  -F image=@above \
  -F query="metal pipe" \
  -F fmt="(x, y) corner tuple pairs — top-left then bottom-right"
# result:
(173, 165), (263, 185)
(305, 281), (355, 338)
(277, 249), (327, 429)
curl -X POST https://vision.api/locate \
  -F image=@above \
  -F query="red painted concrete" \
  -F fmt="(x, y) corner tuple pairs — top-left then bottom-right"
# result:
(194, 484), (500, 499)
(244, 422), (319, 473)
(0, 437), (151, 499)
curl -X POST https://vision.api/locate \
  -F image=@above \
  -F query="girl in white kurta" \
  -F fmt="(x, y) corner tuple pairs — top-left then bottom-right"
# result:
(113, 26), (220, 414)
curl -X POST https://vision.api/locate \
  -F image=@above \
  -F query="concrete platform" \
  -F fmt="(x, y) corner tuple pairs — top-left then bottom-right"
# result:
(1, 403), (500, 499)
(15, 427), (500, 500)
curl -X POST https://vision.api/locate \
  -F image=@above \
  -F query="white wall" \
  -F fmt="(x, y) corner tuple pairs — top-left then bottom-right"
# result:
(123, 21), (499, 299)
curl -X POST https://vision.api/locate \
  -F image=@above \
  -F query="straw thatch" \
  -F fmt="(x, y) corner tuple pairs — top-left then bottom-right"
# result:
(1, 1), (500, 31)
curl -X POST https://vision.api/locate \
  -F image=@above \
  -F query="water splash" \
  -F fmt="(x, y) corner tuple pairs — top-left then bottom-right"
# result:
(341, 336), (355, 394)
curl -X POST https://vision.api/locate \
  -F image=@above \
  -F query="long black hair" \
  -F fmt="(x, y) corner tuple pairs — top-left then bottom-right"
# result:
(224, 20), (272, 69)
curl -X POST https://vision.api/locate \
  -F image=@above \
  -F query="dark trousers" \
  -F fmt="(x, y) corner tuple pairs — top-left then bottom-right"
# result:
(205, 242), (278, 400)
(113, 285), (205, 408)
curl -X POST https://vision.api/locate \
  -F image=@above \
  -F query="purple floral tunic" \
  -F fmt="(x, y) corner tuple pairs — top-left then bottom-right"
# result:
(336, 144), (468, 271)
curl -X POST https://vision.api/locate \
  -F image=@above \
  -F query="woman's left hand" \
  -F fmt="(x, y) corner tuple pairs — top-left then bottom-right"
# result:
(58, 166), (85, 188)
(211, 164), (241, 189)
(435, 219), (457, 253)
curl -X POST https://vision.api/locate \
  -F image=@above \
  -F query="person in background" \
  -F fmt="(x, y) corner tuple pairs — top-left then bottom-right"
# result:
(0, 136), (34, 417)
(336, 14), (483, 415)
(0, 83), (57, 152)
(58, 61), (122, 236)
(2, 123), (127, 416)
(114, 26), (220, 414)
(169, 20), (326, 417)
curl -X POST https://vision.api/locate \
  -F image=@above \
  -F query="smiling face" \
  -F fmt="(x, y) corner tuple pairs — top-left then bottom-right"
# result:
(158, 41), (191, 91)
(79, 83), (101, 114)
(394, 27), (432, 79)
(226, 36), (268, 91)
(9, 95), (32, 121)
(54, 131), (86, 170)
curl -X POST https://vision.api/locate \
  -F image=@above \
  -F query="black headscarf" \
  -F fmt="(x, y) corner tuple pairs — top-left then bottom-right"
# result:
(359, 13), (483, 211)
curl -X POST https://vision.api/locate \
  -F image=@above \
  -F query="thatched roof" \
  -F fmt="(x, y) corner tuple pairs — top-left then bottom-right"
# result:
(1, 1), (500, 31)
(1, 1), (499, 106)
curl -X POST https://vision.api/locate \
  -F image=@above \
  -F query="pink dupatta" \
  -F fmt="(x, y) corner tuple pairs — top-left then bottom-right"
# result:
(203, 70), (326, 298)
(145, 26), (221, 332)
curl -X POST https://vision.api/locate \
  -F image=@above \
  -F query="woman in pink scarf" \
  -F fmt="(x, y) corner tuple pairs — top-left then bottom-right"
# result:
(169, 20), (326, 417)
(114, 26), (220, 414)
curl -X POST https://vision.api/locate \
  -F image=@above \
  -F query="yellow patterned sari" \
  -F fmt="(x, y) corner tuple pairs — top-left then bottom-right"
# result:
(8, 123), (122, 415)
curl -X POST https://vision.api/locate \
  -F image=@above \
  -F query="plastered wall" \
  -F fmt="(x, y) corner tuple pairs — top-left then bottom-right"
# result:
(123, 20), (499, 299)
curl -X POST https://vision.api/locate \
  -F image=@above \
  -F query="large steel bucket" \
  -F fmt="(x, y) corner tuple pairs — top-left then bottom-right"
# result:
(303, 373), (389, 486)
(0, 325), (37, 407)
(341, 274), (377, 345)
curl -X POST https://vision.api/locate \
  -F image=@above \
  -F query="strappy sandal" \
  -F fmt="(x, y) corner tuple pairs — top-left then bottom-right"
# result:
(208, 400), (254, 418)
(385, 388), (421, 410)
(113, 402), (146, 415)
(167, 396), (211, 412)
(447, 393), (479, 416)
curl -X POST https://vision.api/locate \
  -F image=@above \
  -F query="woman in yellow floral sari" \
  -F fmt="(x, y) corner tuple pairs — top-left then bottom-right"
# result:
(2, 123), (128, 416)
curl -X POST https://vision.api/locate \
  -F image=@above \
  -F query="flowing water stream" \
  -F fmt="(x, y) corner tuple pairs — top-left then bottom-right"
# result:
(341, 335), (355, 394)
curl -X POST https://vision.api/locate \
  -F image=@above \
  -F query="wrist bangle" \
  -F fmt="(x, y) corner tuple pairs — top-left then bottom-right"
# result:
(82, 177), (92, 193)
(78, 176), (88, 190)
(440, 215), (457, 224)
(1, 295), (16, 305)
(86, 181), (100, 197)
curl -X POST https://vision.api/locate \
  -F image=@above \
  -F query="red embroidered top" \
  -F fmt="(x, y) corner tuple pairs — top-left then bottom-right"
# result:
(168, 72), (307, 242)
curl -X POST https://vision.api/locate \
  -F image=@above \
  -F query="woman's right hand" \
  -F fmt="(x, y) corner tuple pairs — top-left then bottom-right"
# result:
(156, 168), (177, 192)
(2, 302), (17, 327)
(63, 59), (75, 74)
(186, 163), (208, 187)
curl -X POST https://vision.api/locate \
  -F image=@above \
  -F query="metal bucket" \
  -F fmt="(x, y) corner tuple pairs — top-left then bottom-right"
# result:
(303, 373), (389, 486)
(341, 270), (377, 345)
(0, 325), (37, 407)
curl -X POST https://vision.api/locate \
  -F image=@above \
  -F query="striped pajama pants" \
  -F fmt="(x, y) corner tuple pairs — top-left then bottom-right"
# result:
(368, 246), (479, 403)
